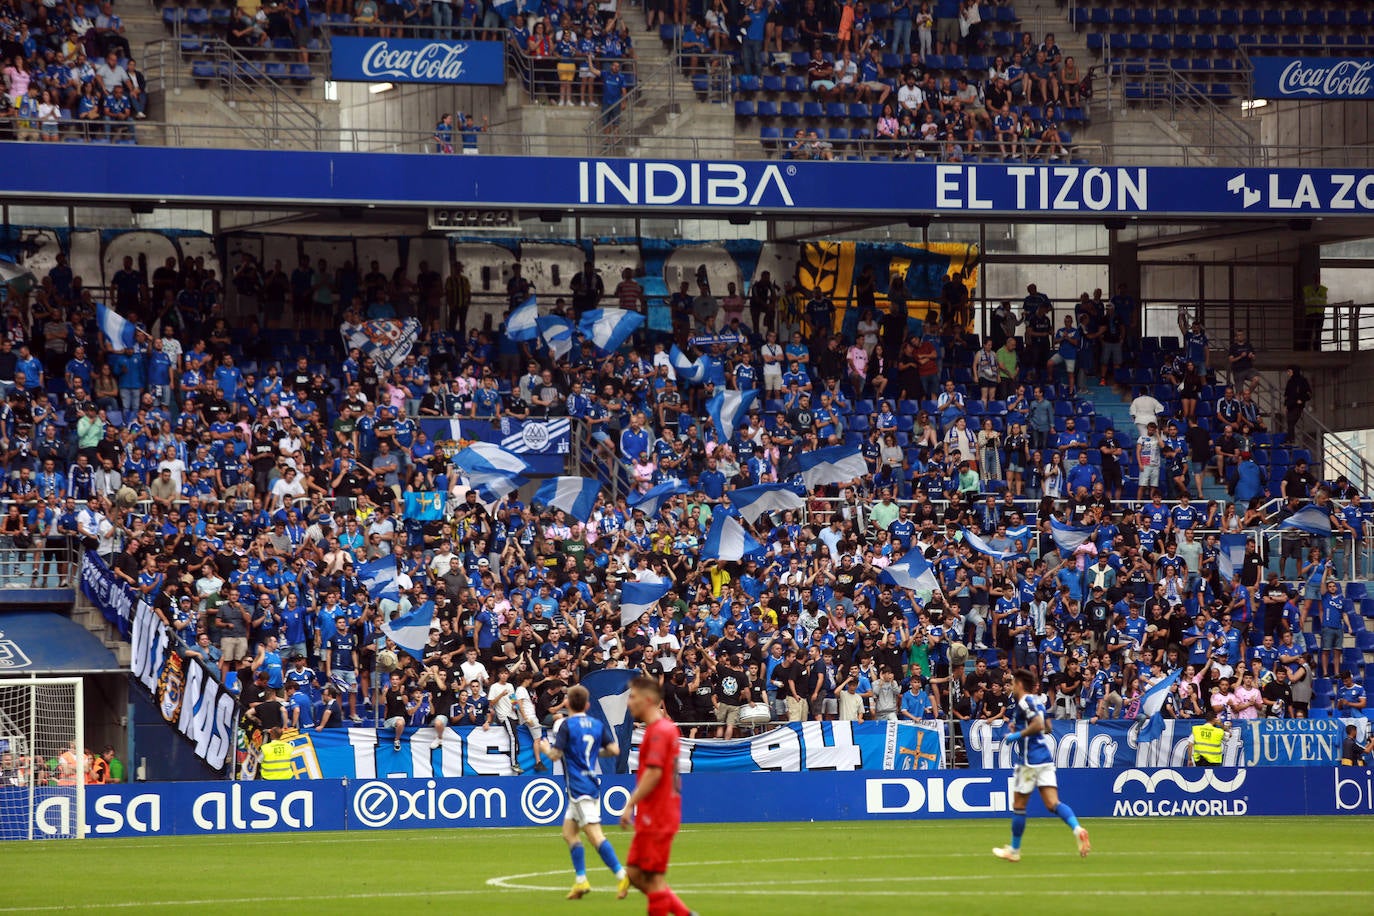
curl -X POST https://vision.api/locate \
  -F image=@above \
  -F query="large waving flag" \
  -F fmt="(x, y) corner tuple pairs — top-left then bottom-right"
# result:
(537, 314), (575, 360)
(578, 307), (644, 354)
(580, 668), (639, 773)
(451, 444), (531, 501)
(452, 442), (531, 477)
(669, 345), (708, 384)
(1049, 519), (1095, 554)
(97, 304), (137, 350)
(795, 444), (869, 490)
(879, 550), (940, 592)
(960, 527), (1023, 562)
(1279, 502), (1333, 536)
(402, 491), (447, 521)
(1217, 532), (1248, 580)
(534, 476), (601, 522)
(706, 388), (759, 443)
(505, 294), (539, 342)
(381, 601), (436, 660)
(702, 505), (763, 562)
(1005, 524), (1032, 547)
(727, 483), (805, 524)
(627, 479), (690, 517)
(340, 317), (420, 370)
(1136, 668), (1182, 743)
(619, 580), (673, 628)
(358, 557), (401, 601)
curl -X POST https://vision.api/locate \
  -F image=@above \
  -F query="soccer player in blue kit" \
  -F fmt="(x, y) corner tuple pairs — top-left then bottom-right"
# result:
(993, 669), (1091, 862)
(537, 684), (630, 900)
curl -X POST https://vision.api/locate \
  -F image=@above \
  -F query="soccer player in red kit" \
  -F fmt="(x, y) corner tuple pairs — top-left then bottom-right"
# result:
(618, 675), (695, 916)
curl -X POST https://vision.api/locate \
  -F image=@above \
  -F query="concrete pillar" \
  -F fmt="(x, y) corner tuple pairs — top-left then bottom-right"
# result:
(1294, 242), (1320, 351)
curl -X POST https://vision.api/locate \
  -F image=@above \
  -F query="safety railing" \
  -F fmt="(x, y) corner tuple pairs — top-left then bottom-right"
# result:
(143, 36), (326, 147)
(0, 542), (81, 588)
(1141, 301), (1369, 358)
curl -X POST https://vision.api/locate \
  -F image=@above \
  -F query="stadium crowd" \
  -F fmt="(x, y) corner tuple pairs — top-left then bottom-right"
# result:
(1, 0), (147, 143)
(0, 247), (1368, 759)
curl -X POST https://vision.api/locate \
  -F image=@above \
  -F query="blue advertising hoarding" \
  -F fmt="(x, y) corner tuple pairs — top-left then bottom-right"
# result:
(1252, 57), (1374, 100)
(6, 767), (1370, 839)
(961, 717), (1370, 770)
(1, 144), (1373, 217)
(305, 721), (942, 780)
(329, 37), (505, 85)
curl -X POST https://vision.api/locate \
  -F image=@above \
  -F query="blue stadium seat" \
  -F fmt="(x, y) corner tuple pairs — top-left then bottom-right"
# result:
(762, 75), (785, 93)
(779, 101), (801, 118)
(736, 74), (761, 94)
(735, 101), (756, 118)
(828, 127), (849, 141)
(802, 101), (824, 118)
(756, 101), (778, 117)
(784, 76), (807, 94)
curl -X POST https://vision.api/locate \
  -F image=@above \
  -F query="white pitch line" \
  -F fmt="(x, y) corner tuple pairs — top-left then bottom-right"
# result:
(487, 862), (1373, 892)
(0, 888), (516, 914)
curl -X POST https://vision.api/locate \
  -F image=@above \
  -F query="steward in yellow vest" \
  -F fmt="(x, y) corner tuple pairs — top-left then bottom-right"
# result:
(259, 728), (296, 781)
(1190, 710), (1227, 767)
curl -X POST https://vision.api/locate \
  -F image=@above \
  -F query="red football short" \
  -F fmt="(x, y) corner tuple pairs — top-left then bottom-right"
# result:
(627, 829), (677, 874)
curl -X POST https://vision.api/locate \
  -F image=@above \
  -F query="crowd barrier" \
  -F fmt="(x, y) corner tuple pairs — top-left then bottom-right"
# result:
(5, 766), (1371, 839)
(961, 717), (1372, 770)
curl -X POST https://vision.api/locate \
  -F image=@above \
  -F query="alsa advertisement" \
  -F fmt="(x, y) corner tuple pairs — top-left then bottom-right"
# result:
(4, 766), (1371, 840)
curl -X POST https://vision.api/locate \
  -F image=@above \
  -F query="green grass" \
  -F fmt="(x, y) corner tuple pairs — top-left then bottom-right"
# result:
(3, 818), (1373, 914)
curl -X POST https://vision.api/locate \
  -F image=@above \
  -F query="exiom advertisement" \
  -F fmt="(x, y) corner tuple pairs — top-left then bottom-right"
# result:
(3, 767), (1371, 839)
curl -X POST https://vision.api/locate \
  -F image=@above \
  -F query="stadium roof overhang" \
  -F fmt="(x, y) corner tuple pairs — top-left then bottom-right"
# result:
(4, 143), (1374, 235)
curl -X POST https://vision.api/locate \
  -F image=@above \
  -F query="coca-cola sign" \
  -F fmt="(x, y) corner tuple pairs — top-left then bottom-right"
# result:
(330, 37), (505, 85)
(1253, 56), (1374, 100)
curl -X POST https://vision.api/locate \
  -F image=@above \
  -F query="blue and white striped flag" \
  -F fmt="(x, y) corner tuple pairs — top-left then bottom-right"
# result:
(727, 483), (805, 524)
(619, 580), (673, 628)
(1279, 502), (1333, 536)
(578, 308), (644, 354)
(627, 479), (691, 517)
(534, 476), (601, 522)
(879, 551), (940, 592)
(537, 314), (575, 360)
(381, 600), (436, 660)
(795, 444), (869, 490)
(506, 294), (539, 342)
(959, 527), (1023, 562)
(463, 470), (526, 503)
(97, 304), (137, 350)
(1005, 524), (1032, 547)
(452, 442), (531, 477)
(1136, 669), (1182, 744)
(669, 345), (708, 384)
(702, 506), (763, 562)
(1217, 532), (1249, 580)
(706, 388), (759, 443)
(358, 557), (401, 601)
(1049, 519), (1095, 554)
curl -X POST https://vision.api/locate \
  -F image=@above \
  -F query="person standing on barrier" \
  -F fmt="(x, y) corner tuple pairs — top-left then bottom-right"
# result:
(484, 666), (523, 775)
(1187, 707), (1227, 767)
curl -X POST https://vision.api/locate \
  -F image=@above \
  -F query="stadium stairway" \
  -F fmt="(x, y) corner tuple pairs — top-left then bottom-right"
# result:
(1078, 376), (1231, 504)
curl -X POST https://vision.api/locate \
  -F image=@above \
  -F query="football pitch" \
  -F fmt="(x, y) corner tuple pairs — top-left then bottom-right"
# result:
(2, 818), (1372, 914)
